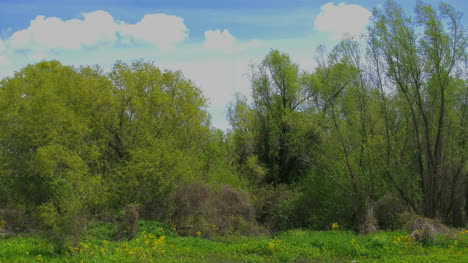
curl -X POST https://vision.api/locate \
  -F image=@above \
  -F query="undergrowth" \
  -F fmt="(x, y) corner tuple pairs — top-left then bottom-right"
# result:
(1, 221), (467, 262)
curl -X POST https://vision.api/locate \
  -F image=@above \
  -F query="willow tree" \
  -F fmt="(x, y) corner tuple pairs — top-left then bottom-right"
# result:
(0, 60), (213, 242)
(369, 0), (467, 224)
(0, 61), (113, 242)
(309, 38), (397, 232)
(228, 50), (318, 185)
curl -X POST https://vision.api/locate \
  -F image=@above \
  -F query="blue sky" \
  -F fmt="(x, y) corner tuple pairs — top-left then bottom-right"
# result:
(0, 0), (466, 129)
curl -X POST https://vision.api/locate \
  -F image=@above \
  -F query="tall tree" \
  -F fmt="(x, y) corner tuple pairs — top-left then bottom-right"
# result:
(229, 50), (317, 184)
(369, 0), (467, 223)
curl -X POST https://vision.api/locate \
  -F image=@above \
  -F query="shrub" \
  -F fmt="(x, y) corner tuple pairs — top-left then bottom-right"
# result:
(402, 213), (454, 245)
(291, 171), (355, 230)
(374, 194), (408, 230)
(251, 185), (298, 231)
(401, 213), (450, 234)
(357, 204), (378, 234)
(116, 204), (139, 241)
(35, 198), (89, 251)
(82, 222), (117, 241)
(214, 185), (255, 223)
(172, 182), (262, 238)
(410, 228), (436, 245)
(0, 208), (35, 234)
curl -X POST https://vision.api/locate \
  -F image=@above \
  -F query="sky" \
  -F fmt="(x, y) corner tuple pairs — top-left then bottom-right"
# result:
(0, 0), (466, 130)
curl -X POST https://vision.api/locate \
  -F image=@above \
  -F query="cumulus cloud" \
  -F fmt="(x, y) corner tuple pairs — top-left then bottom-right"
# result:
(5, 11), (188, 54)
(314, 2), (371, 39)
(204, 29), (258, 53)
(120, 14), (187, 49)
(9, 11), (118, 50)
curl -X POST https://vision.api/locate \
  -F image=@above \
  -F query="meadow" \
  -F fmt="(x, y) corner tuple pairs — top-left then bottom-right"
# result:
(1, 221), (467, 263)
(0, 2), (467, 263)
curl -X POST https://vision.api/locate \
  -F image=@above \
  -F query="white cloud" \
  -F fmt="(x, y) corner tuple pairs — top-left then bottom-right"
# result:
(0, 10), (320, 130)
(314, 2), (371, 39)
(204, 29), (235, 53)
(204, 29), (259, 53)
(9, 11), (117, 50)
(6, 11), (188, 54)
(120, 14), (188, 49)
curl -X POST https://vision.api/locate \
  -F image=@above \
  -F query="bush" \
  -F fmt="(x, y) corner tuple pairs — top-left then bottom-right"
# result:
(357, 204), (378, 234)
(35, 199), (89, 251)
(291, 171), (356, 230)
(374, 194), (408, 230)
(116, 205), (139, 241)
(402, 213), (453, 245)
(82, 222), (117, 241)
(251, 185), (298, 231)
(0, 208), (35, 234)
(401, 213), (450, 234)
(172, 182), (262, 238)
(215, 185), (255, 223)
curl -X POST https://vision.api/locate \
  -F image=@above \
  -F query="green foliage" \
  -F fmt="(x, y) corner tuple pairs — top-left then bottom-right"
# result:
(226, 0), (467, 230)
(138, 220), (178, 238)
(292, 171), (356, 230)
(369, 0), (467, 222)
(82, 222), (117, 241)
(1, 228), (467, 262)
(251, 185), (298, 231)
(203, 129), (248, 189)
(374, 195), (408, 230)
(228, 50), (318, 185)
(0, 0), (466, 248)
(0, 60), (215, 243)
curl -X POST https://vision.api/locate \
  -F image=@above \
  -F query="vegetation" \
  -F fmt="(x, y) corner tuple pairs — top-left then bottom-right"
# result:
(1, 225), (468, 262)
(0, 0), (467, 262)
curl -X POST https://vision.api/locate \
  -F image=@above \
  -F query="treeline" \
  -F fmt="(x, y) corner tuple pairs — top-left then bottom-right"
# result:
(0, 0), (466, 245)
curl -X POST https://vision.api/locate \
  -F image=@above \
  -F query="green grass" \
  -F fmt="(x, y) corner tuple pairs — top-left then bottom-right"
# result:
(1, 225), (467, 262)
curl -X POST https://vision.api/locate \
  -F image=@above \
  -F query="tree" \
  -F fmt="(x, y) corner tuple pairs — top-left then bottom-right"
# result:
(0, 60), (215, 242)
(369, 0), (467, 224)
(310, 39), (392, 232)
(228, 50), (318, 185)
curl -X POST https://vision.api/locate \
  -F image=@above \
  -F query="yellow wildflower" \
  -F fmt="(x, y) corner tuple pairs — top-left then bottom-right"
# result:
(331, 222), (339, 231)
(268, 241), (275, 251)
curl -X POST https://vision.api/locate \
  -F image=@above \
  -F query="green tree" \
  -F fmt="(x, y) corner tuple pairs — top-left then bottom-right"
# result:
(369, 0), (467, 224)
(0, 60), (215, 242)
(0, 61), (110, 244)
(229, 50), (318, 185)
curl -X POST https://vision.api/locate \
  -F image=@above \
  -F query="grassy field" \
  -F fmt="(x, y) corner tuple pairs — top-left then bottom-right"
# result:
(1, 223), (467, 263)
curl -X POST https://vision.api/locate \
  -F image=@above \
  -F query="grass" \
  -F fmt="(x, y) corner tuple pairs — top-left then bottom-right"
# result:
(1, 223), (467, 262)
